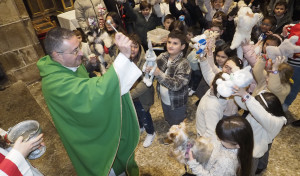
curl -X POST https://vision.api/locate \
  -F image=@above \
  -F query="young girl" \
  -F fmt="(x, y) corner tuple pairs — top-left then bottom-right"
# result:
(0, 132), (44, 175)
(251, 16), (277, 44)
(129, 34), (156, 148)
(188, 116), (254, 176)
(150, 31), (191, 128)
(196, 72), (228, 139)
(243, 34), (282, 67)
(204, 0), (233, 22)
(252, 54), (294, 104)
(233, 88), (287, 175)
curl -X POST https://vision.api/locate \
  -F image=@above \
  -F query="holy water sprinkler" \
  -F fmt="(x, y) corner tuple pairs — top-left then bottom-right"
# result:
(106, 19), (118, 33)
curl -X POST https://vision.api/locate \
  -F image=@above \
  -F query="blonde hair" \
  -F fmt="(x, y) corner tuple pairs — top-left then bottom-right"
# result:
(279, 63), (294, 84)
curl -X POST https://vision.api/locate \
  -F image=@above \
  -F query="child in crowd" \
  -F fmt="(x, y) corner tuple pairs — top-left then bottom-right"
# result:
(188, 116), (253, 176)
(196, 72), (228, 139)
(233, 88), (287, 175)
(123, 0), (162, 50)
(0, 132), (44, 175)
(168, 0), (195, 27)
(149, 31), (191, 132)
(73, 30), (92, 63)
(243, 34), (282, 67)
(252, 55), (293, 104)
(272, 0), (292, 34)
(251, 16), (277, 44)
(169, 20), (187, 33)
(73, 30), (103, 77)
(204, 0), (233, 22)
(163, 14), (176, 31)
(186, 26), (203, 96)
(210, 22), (225, 47)
(193, 43), (236, 103)
(129, 34), (156, 148)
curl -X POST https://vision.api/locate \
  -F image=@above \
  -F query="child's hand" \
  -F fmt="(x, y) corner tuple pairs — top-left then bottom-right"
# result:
(266, 31), (273, 36)
(272, 56), (286, 71)
(188, 150), (194, 161)
(232, 86), (248, 97)
(13, 134), (44, 158)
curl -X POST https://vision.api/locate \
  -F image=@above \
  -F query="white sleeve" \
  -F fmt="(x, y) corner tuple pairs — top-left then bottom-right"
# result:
(199, 59), (216, 85)
(113, 53), (142, 95)
(245, 96), (287, 139)
(5, 148), (32, 176)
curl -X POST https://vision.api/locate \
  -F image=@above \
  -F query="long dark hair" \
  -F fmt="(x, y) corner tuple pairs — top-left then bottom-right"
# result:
(105, 12), (125, 34)
(214, 43), (237, 67)
(255, 92), (286, 117)
(216, 116), (254, 176)
(128, 33), (142, 62)
(211, 72), (224, 97)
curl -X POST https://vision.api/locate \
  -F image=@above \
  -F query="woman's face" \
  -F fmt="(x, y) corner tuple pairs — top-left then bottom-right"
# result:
(105, 16), (117, 32)
(262, 39), (278, 54)
(130, 43), (140, 59)
(215, 51), (228, 67)
(222, 60), (236, 74)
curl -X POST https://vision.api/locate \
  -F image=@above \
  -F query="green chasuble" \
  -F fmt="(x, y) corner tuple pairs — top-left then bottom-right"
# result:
(37, 55), (140, 176)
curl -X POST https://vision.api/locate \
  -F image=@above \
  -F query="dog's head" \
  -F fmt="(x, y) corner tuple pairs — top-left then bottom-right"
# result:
(167, 122), (188, 144)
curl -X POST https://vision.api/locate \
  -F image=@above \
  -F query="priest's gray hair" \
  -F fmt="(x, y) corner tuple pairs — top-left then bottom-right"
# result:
(44, 27), (75, 57)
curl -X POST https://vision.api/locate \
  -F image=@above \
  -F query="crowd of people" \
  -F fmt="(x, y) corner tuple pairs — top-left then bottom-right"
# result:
(1, 0), (299, 175)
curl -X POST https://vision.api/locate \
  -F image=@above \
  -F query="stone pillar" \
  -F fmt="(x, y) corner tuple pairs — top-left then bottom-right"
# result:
(0, 0), (44, 86)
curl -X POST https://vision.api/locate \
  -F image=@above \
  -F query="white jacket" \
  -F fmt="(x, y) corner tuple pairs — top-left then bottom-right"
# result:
(196, 89), (227, 139)
(234, 96), (287, 158)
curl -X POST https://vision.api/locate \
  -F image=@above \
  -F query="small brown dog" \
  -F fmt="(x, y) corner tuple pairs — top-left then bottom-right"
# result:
(167, 121), (213, 165)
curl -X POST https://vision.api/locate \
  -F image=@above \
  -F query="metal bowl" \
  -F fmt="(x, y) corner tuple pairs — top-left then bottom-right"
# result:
(7, 120), (46, 160)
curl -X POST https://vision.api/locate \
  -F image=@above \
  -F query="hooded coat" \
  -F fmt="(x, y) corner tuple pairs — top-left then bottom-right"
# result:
(37, 55), (139, 176)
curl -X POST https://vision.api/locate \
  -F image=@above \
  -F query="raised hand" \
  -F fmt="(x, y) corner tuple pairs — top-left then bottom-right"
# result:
(115, 33), (132, 58)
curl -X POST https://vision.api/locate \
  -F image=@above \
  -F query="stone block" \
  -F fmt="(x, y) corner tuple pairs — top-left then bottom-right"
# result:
(0, 27), (10, 53)
(20, 45), (39, 64)
(0, 0), (20, 25)
(24, 19), (39, 44)
(33, 43), (45, 58)
(14, 0), (29, 19)
(0, 51), (25, 72)
(12, 63), (41, 84)
(0, 21), (33, 53)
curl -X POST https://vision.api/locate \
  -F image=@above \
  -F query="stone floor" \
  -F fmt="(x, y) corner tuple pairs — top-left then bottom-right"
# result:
(5, 80), (300, 176)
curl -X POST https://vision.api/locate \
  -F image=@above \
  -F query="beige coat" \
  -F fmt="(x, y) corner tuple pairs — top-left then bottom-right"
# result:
(252, 59), (291, 104)
(130, 47), (154, 111)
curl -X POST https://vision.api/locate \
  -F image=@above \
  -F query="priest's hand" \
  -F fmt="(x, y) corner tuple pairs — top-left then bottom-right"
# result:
(115, 32), (132, 59)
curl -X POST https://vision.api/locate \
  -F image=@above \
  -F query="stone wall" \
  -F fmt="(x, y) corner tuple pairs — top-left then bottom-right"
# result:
(0, 0), (44, 86)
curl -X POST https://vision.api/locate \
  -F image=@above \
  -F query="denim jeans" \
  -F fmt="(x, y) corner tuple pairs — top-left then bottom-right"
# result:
(134, 100), (154, 134)
(161, 101), (186, 126)
(284, 66), (300, 106)
(189, 70), (203, 91)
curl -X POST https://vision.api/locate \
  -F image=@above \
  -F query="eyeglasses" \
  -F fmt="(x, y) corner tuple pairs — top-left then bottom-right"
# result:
(57, 46), (81, 56)
(261, 23), (272, 27)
